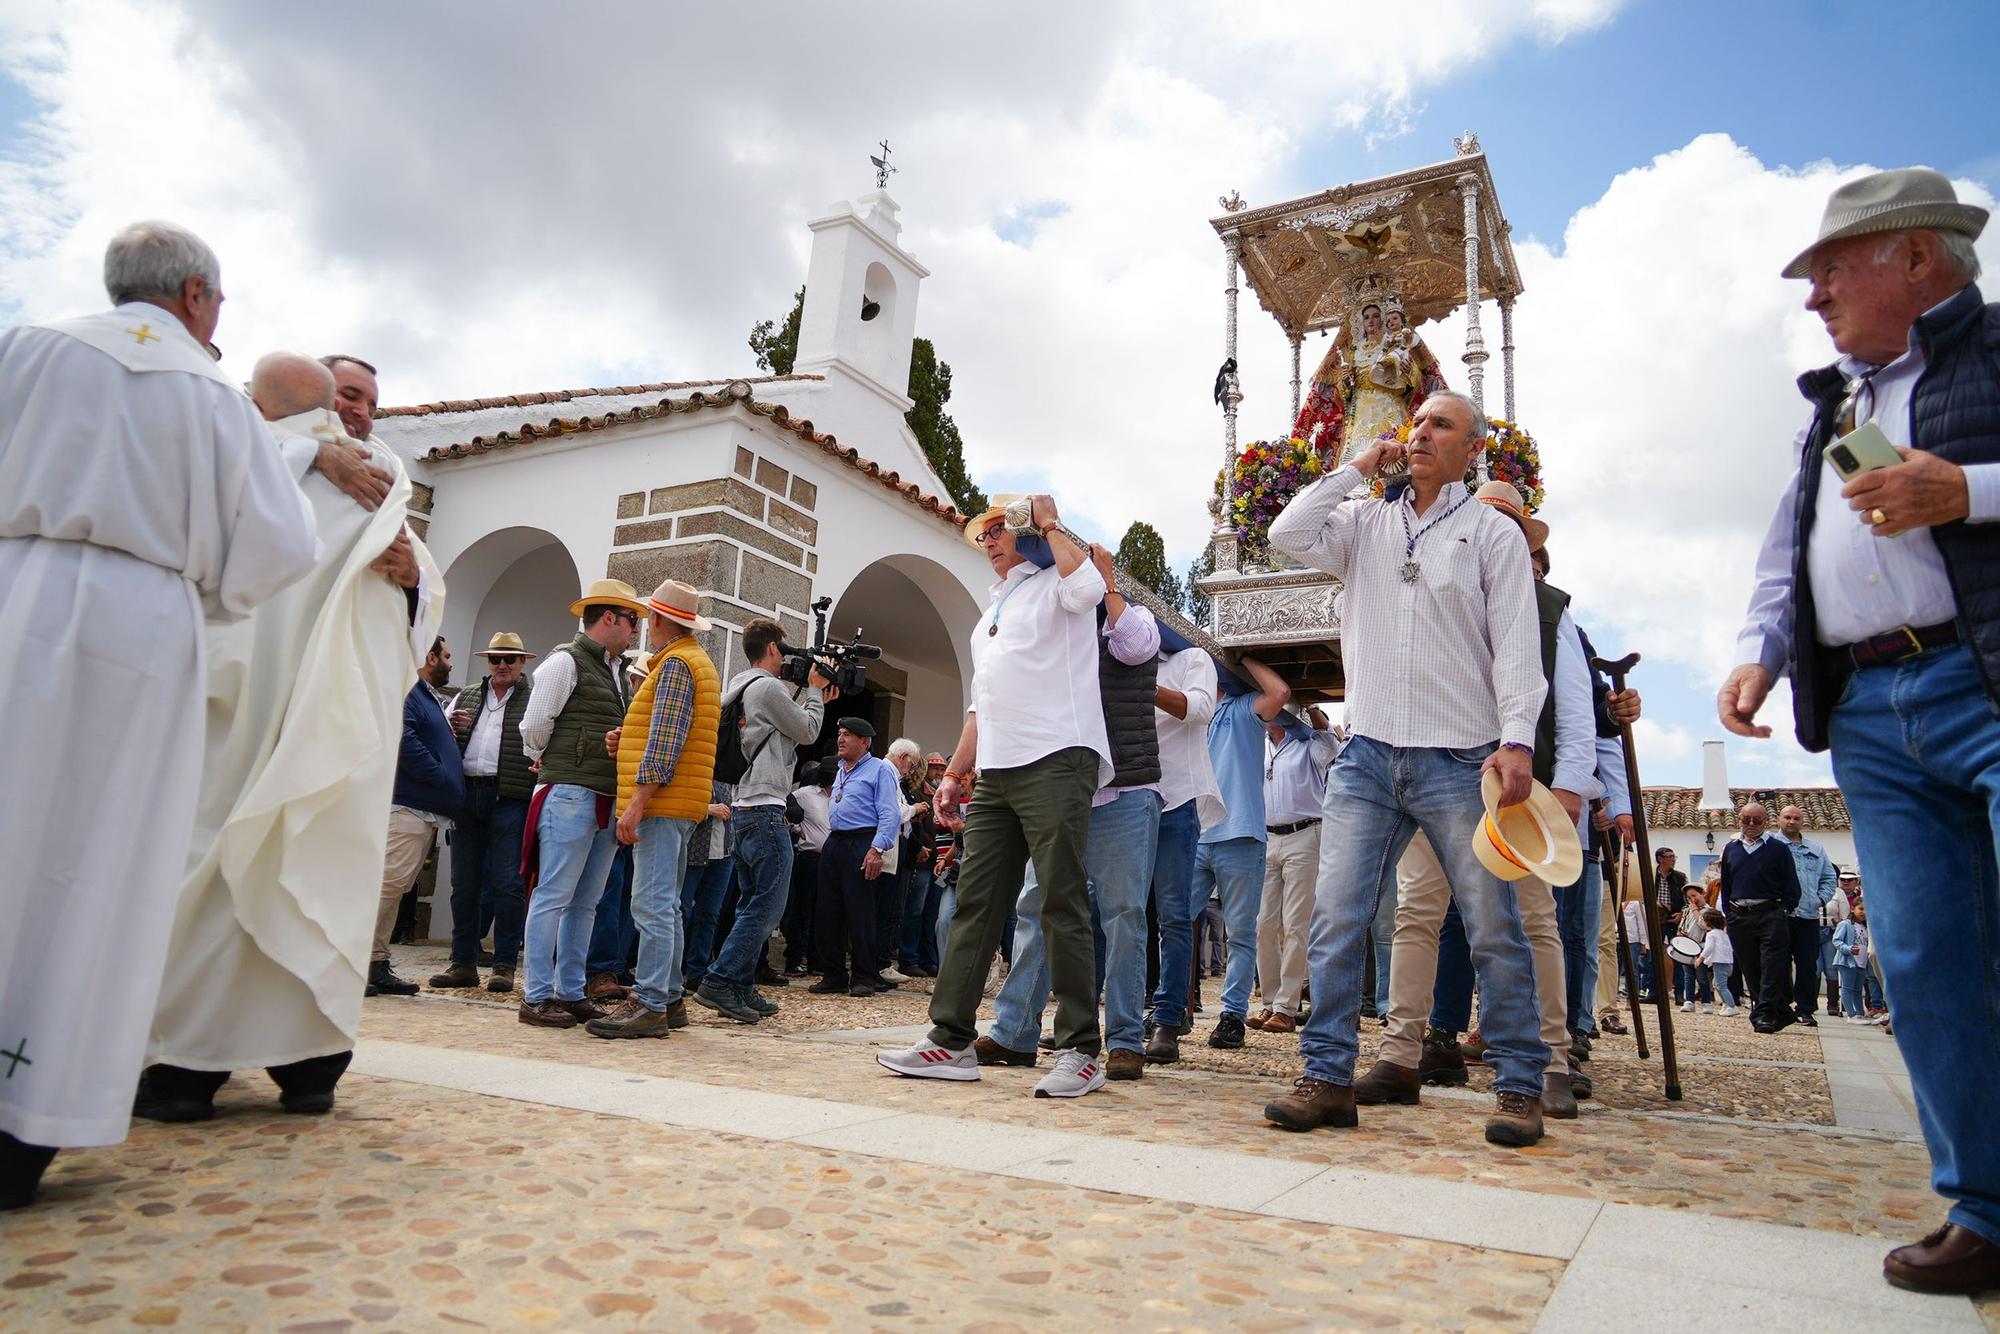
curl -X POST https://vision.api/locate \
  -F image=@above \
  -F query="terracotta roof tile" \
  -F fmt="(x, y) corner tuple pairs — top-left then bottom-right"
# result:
(412, 380), (966, 528)
(377, 373), (823, 418)
(1641, 787), (1851, 832)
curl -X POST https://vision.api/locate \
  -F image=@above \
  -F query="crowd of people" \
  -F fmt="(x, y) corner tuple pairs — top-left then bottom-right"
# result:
(0, 166), (1994, 1298)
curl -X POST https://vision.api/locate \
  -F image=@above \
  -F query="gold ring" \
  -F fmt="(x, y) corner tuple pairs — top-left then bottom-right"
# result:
(1870, 507), (1888, 526)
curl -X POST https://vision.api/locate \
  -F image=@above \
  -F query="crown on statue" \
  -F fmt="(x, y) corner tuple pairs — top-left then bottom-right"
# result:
(1347, 274), (1405, 338)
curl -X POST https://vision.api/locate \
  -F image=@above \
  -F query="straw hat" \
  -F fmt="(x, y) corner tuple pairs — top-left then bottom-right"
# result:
(963, 493), (1030, 548)
(1782, 167), (1987, 279)
(647, 578), (712, 632)
(1473, 768), (1583, 886)
(471, 631), (536, 659)
(568, 577), (647, 619)
(1471, 479), (1549, 552)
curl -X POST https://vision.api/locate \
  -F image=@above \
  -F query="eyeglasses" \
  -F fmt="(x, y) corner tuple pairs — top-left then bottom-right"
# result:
(488, 655), (523, 666)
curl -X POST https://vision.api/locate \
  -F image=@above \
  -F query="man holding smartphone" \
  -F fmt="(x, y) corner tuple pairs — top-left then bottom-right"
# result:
(1719, 167), (1999, 1295)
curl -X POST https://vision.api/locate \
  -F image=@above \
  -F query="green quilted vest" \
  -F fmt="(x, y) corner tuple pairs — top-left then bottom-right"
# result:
(537, 633), (627, 795)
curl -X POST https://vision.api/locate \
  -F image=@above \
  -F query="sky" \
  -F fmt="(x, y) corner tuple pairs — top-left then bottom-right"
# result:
(1, 0), (1994, 787)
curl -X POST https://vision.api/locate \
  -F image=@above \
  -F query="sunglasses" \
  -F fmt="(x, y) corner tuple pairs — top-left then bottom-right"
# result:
(611, 611), (639, 628)
(487, 655), (524, 666)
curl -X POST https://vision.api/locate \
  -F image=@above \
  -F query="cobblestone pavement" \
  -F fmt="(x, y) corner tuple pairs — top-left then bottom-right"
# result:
(1, 946), (1986, 1331)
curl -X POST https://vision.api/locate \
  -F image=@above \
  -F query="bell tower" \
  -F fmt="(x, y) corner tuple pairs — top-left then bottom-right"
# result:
(793, 190), (930, 436)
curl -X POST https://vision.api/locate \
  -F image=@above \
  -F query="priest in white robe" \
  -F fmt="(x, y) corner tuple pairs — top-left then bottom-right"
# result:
(142, 353), (444, 1122)
(0, 222), (320, 1210)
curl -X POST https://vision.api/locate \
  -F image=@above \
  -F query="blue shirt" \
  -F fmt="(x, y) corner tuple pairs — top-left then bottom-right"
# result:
(1782, 834), (1839, 921)
(829, 752), (900, 852)
(1201, 693), (1269, 845)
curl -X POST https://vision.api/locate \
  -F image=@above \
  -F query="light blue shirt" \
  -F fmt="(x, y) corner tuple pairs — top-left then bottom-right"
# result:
(1201, 693), (1270, 845)
(1737, 286), (2000, 672)
(1782, 833), (1839, 921)
(1263, 715), (1340, 826)
(829, 752), (900, 853)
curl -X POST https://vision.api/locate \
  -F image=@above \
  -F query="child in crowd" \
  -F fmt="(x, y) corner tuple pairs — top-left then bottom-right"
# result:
(1676, 886), (1713, 1011)
(1698, 908), (1737, 1016)
(1832, 902), (1875, 1024)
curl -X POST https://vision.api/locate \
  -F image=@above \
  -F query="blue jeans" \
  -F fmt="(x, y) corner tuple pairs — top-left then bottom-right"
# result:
(1629, 945), (1652, 999)
(1147, 800), (1203, 1027)
(1192, 835), (1264, 1019)
(679, 857), (733, 986)
(1555, 861), (1603, 1033)
(898, 864), (935, 969)
(630, 817), (695, 1012)
(711, 806), (792, 986)
(1298, 737), (1547, 1096)
(991, 790), (1162, 1054)
(585, 845), (634, 978)
(448, 785), (528, 968)
(916, 870), (945, 972)
(1829, 642), (2000, 1243)
(524, 785), (619, 1003)
(1710, 962), (1735, 1008)
(1369, 863), (1398, 1012)
(1836, 963), (1869, 1016)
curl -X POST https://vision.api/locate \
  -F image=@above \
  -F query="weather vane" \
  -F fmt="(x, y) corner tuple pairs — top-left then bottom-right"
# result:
(870, 139), (897, 190)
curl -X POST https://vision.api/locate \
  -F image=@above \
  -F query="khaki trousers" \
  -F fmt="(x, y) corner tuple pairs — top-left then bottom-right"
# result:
(1255, 822), (1320, 1015)
(1596, 878), (1621, 1014)
(1381, 832), (1567, 1076)
(375, 806), (435, 963)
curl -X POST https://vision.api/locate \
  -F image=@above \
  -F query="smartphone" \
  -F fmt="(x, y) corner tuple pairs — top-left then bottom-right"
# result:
(1826, 421), (1903, 482)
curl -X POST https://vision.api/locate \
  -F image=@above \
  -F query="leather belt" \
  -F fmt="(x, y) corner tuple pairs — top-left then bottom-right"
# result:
(465, 774), (501, 786)
(1839, 620), (1959, 670)
(1266, 818), (1321, 836)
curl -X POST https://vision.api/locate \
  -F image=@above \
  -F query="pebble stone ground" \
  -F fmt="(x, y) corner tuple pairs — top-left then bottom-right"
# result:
(1, 944), (1992, 1332)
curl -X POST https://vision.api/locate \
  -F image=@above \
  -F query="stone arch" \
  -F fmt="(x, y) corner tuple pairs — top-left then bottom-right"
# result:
(438, 525), (586, 670)
(820, 550), (982, 756)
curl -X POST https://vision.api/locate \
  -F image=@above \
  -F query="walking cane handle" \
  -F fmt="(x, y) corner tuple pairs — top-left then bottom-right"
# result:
(1591, 651), (1641, 687)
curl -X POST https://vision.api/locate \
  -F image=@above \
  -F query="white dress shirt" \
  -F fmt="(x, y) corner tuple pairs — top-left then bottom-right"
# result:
(1155, 646), (1224, 824)
(1268, 464), (1547, 749)
(1737, 287), (2000, 671)
(969, 558), (1113, 784)
(461, 680), (518, 777)
(794, 784), (831, 852)
(1263, 725), (1340, 826)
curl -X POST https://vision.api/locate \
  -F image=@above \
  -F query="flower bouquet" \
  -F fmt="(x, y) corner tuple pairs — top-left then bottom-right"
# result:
(1213, 436), (1324, 560)
(1367, 417), (1545, 511)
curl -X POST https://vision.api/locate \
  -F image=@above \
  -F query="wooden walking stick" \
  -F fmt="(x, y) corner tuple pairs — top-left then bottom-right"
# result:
(1609, 842), (1650, 1060)
(1592, 651), (1683, 1101)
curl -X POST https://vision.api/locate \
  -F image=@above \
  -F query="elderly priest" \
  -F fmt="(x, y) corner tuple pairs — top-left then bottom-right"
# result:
(0, 222), (320, 1209)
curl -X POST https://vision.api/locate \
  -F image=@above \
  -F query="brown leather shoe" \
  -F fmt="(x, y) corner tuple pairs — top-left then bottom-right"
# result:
(1541, 1070), (1579, 1119)
(973, 1035), (1038, 1067)
(1884, 1223), (2000, 1294)
(428, 962), (480, 989)
(1261, 1011), (1297, 1034)
(485, 965), (516, 994)
(1484, 1090), (1544, 1146)
(1568, 1055), (1593, 1101)
(558, 998), (606, 1023)
(1106, 1049), (1145, 1081)
(1352, 1058), (1422, 1106)
(1461, 1029), (1488, 1065)
(664, 999), (689, 1029)
(585, 999), (672, 1040)
(585, 971), (629, 1001)
(517, 999), (577, 1029)
(1247, 1007), (1275, 1031)
(1418, 1027), (1469, 1086)
(1143, 1025), (1180, 1064)
(1264, 1077), (1358, 1132)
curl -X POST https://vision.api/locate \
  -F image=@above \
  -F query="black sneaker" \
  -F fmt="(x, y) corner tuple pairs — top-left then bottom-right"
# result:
(786, 962), (811, 977)
(1208, 1012), (1247, 1049)
(692, 978), (763, 1024)
(739, 983), (779, 1017)
(755, 965), (791, 989)
(808, 977), (849, 995)
(1794, 1010), (1819, 1028)
(848, 979), (881, 997)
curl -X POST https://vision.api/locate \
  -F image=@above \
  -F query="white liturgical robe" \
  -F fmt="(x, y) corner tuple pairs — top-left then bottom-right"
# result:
(150, 409), (445, 1073)
(0, 302), (319, 1148)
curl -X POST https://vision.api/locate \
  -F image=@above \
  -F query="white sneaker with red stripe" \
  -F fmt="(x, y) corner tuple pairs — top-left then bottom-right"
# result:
(877, 1039), (979, 1081)
(1032, 1049), (1106, 1099)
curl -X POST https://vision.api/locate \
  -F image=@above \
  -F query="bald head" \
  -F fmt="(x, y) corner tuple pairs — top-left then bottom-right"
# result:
(249, 351), (336, 422)
(1738, 802), (1770, 840)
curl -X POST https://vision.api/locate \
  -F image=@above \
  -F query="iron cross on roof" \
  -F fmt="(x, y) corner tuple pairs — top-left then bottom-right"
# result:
(870, 139), (897, 189)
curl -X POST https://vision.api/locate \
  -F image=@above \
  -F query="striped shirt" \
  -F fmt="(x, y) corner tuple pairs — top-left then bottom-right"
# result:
(634, 657), (696, 786)
(1268, 464), (1545, 750)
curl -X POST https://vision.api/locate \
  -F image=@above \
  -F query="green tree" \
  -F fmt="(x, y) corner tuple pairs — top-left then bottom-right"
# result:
(748, 286), (804, 375)
(1183, 546), (1215, 626)
(748, 288), (988, 515)
(1115, 521), (1183, 608)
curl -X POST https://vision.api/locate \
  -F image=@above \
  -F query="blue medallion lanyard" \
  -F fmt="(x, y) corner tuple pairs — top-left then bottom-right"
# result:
(986, 570), (1034, 638)
(1399, 488), (1470, 584)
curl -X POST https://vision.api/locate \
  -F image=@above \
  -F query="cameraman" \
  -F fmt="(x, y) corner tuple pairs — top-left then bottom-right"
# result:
(697, 618), (835, 1022)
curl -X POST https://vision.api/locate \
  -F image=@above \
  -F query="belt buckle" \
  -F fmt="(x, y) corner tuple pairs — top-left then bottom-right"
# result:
(1896, 625), (1925, 661)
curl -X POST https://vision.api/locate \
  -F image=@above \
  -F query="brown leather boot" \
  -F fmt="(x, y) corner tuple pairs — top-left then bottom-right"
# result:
(585, 971), (629, 1001)
(485, 965), (516, 994)
(1106, 1049), (1145, 1081)
(1352, 1058), (1422, 1106)
(1261, 1011), (1297, 1034)
(1484, 1090), (1545, 1146)
(1418, 1027), (1469, 1086)
(664, 999), (689, 1029)
(1143, 1024), (1180, 1064)
(973, 1035), (1038, 1067)
(1264, 1077), (1358, 1132)
(428, 962), (480, 989)
(558, 998), (607, 1023)
(517, 999), (577, 1028)
(1541, 1070), (1579, 1119)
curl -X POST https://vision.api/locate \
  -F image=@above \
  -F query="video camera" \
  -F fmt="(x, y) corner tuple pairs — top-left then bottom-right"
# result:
(778, 596), (881, 694)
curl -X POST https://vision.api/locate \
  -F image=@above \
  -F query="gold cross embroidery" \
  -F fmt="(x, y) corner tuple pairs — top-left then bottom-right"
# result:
(125, 323), (160, 345)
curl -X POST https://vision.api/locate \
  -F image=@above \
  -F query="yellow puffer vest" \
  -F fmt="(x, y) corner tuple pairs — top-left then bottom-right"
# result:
(615, 635), (721, 822)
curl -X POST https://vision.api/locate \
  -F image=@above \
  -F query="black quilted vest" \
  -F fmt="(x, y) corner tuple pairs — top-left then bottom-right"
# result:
(1098, 608), (1162, 789)
(1790, 284), (2000, 751)
(1532, 579), (1571, 786)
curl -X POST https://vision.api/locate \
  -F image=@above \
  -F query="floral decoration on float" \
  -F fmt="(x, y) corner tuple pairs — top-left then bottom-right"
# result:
(1210, 436), (1324, 559)
(1366, 417), (1545, 510)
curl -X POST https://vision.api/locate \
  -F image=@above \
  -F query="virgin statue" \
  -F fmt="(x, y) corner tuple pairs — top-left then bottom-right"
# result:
(1289, 295), (1448, 469)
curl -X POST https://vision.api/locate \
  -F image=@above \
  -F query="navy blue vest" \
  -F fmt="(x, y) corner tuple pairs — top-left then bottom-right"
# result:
(1788, 284), (2000, 751)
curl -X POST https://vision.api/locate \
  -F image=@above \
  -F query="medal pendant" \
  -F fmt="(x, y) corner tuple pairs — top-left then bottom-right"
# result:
(988, 623), (999, 637)
(1400, 559), (1421, 584)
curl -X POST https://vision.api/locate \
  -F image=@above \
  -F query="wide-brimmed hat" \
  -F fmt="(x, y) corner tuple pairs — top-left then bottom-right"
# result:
(1473, 769), (1584, 886)
(963, 493), (1030, 548)
(648, 579), (712, 632)
(1472, 479), (1549, 552)
(472, 631), (537, 660)
(1782, 167), (1988, 279)
(568, 577), (647, 619)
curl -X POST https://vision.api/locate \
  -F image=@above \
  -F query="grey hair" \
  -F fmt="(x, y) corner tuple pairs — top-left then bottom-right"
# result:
(1871, 229), (1984, 283)
(1425, 389), (1487, 441)
(886, 737), (922, 767)
(103, 220), (220, 306)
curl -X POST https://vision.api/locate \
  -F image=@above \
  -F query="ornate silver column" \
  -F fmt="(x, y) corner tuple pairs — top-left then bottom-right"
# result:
(1499, 295), (1516, 423)
(1218, 231), (1243, 549)
(1289, 332), (1303, 424)
(1457, 173), (1489, 480)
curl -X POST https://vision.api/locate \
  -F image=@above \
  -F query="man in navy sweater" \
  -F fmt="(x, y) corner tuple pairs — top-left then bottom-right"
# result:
(1716, 802), (1800, 1033)
(373, 637), (466, 996)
